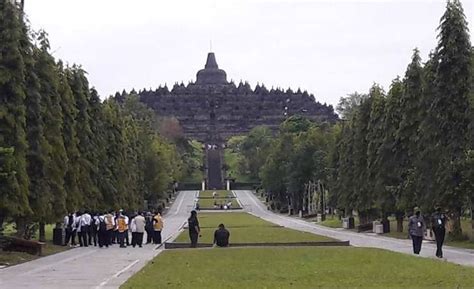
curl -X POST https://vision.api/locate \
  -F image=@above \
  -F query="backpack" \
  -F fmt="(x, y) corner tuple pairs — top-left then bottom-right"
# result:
(99, 218), (107, 232)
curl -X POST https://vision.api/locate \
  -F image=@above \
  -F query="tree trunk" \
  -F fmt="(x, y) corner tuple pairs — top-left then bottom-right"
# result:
(396, 212), (404, 233)
(15, 218), (26, 238)
(449, 208), (463, 240)
(471, 208), (474, 242)
(0, 213), (4, 235)
(39, 222), (46, 242)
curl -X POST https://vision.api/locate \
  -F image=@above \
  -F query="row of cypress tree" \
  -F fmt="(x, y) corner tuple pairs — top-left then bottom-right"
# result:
(330, 0), (473, 238)
(0, 1), (182, 240)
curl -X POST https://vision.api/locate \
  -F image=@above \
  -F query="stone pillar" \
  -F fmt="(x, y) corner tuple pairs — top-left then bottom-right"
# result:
(226, 179), (231, 191)
(202, 180), (206, 191)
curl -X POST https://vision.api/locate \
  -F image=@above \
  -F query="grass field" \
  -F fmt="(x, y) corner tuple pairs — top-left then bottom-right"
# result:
(122, 247), (474, 289)
(196, 198), (240, 209)
(199, 190), (234, 198)
(0, 224), (69, 266)
(174, 212), (334, 243)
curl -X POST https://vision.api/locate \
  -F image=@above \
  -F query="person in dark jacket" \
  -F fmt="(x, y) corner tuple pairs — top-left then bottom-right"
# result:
(408, 207), (425, 255)
(431, 207), (447, 258)
(145, 212), (154, 244)
(213, 224), (230, 247)
(188, 210), (200, 248)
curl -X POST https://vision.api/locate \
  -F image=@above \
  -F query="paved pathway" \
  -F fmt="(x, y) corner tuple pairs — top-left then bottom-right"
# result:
(235, 190), (474, 267)
(0, 191), (197, 289)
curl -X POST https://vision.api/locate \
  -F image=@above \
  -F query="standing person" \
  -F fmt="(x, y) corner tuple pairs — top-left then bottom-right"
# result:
(116, 213), (128, 248)
(431, 207), (447, 258)
(188, 210), (200, 248)
(213, 223), (230, 247)
(89, 213), (98, 246)
(145, 212), (154, 244)
(123, 211), (130, 246)
(132, 212), (146, 248)
(97, 213), (109, 248)
(105, 210), (115, 246)
(79, 210), (91, 247)
(130, 214), (137, 247)
(153, 212), (164, 244)
(408, 207), (425, 255)
(76, 211), (83, 246)
(63, 212), (76, 247)
(112, 211), (120, 244)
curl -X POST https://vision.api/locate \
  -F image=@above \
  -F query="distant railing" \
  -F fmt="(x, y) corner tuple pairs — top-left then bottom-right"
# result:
(231, 182), (261, 190)
(177, 183), (202, 190)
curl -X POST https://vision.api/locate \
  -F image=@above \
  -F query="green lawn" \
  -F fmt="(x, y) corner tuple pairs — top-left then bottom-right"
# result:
(122, 247), (474, 289)
(194, 212), (274, 228)
(196, 198), (240, 209)
(318, 215), (343, 228)
(199, 190), (234, 198)
(0, 223), (69, 266)
(175, 212), (335, 243)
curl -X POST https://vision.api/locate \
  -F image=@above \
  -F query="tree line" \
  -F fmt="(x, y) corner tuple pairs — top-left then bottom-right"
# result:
(0, 1), (185, 240)
(229, 0), (473, 239)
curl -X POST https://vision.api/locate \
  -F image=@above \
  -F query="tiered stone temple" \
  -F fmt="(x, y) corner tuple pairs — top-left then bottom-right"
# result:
(139, 52), (338, 143)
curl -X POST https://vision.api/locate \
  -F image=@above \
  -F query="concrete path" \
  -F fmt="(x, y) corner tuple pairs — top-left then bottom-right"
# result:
(0, 191), (197, 289)
(235, 190), (474, 267)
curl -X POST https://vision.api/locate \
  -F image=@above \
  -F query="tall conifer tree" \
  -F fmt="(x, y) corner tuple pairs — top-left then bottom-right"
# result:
(0, 0), (30, 226)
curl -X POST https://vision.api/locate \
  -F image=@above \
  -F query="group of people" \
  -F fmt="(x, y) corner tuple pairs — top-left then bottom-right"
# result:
(63, 210), (164, 248)
(408, 206), (447, 258)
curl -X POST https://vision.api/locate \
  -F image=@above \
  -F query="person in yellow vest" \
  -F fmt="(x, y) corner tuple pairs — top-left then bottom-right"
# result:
(105, 210), (115, 246)
(153, 212), (164, 244)
(117, 213), (128, 248)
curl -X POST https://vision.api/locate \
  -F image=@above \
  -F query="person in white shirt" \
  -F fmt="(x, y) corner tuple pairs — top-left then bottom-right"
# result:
(79, 211), (91, 247)
(131, 212), (146, 248)
(97, 213), (109, 248)
(63, 212), (77, 247)
(124, 213), (130, 246)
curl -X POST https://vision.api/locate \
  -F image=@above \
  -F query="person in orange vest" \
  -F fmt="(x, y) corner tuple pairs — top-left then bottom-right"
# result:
(105, 210), (115, 246)
(117, 213), (128, 248)
(153, 211), (164, 244)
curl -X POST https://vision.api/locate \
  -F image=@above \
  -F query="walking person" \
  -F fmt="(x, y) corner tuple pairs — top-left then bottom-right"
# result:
(153, 212), (164, 244)
(132, 212), (146, 248)
(408, 207), (425, 255)
(188, 210), (200, 248)
(431, 207), (447, 258)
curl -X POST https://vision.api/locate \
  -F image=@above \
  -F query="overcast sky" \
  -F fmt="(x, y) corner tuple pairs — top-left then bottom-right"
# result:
(25, 0), (473, 107)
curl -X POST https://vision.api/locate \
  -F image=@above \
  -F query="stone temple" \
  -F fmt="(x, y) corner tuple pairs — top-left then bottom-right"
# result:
(138, 52), (338, 143)
(138, 53), (338, 189)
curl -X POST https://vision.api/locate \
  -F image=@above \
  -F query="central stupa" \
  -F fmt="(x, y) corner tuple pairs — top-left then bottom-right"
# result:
(195, 52), (228, 85)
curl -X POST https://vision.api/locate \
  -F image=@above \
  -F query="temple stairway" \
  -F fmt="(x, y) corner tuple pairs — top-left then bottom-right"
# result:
(207, 148), (223, 189)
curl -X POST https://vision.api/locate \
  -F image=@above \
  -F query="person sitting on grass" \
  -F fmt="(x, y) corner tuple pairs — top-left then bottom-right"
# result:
(213, 223), (230, 247)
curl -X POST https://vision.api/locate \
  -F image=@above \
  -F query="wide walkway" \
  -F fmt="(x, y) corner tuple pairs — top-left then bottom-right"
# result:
(235, 190), (474, 267)
(0, 191), (197, 289)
